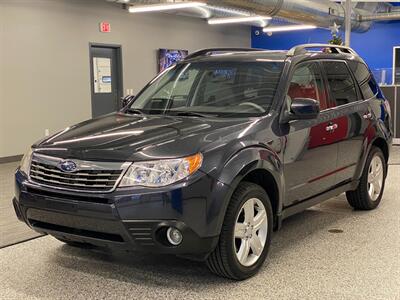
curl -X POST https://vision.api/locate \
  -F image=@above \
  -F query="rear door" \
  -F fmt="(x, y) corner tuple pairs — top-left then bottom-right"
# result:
(321, 60), (370, 185)
(283, 61), (338, 205)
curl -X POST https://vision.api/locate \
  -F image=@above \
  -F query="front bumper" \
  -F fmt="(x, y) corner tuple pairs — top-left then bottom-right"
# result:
(13, 169), (231, 258)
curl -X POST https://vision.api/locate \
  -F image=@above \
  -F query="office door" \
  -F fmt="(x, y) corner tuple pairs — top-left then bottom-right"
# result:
(90, 44), (122, 118)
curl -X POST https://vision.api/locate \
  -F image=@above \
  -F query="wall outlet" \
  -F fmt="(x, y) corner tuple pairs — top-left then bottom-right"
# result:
(45, 129), (50, 137)
(126, 88), (135, 96)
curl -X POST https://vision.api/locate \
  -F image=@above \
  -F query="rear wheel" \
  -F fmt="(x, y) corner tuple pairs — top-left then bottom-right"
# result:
(346, 146), (387, 210)
(206, 182), (273, 280)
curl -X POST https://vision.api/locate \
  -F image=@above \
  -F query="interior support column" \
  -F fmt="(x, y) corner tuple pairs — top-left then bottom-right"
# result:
(345, 0), (352, 46)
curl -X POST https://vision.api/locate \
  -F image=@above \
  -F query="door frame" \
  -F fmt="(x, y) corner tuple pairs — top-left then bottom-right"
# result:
(89, 43), (124, 117)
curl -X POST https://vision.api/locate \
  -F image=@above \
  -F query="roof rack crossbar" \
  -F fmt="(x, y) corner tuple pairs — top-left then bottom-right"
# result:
(287, 44), (358, 57)
(184, 48), (262, 60)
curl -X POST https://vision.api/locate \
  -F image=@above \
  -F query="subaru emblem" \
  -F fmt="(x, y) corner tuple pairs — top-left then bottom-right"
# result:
(58, 160), (77, 173)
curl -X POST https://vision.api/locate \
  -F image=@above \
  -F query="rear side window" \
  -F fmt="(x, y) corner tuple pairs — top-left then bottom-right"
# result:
(323, 61), (358, 106)
(348, 61), (378, 99)
(287, 62), (328, 110)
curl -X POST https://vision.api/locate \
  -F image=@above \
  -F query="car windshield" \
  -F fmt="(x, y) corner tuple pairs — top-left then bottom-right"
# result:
(129, 61), (284, 117)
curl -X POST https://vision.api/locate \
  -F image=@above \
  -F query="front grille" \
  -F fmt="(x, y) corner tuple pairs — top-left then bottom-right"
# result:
(28, 219), (124, 243)
(30, 160), (123, 192)
(26, 187), (111, 204)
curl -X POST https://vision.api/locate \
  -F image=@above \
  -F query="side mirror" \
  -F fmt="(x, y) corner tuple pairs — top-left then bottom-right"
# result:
(120, 95), (135, 109)
(287, 98), (320, 121)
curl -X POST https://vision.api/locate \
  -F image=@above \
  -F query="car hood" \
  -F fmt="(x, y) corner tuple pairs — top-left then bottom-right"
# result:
(34, 112), (253, 162)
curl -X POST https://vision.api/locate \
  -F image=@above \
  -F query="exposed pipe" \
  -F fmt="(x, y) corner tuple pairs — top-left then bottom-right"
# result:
(203, 0), (371, 32)
(359, 12), (400, 22)
(124, 0), (387, 31)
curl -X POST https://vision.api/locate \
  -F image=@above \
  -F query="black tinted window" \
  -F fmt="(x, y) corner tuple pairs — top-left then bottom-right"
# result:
(323, 61), (358, 106)
(349, 61), (377, 99)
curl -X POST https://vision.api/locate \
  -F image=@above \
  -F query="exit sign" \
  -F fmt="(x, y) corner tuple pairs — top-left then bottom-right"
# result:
(99, 22), (111, 33)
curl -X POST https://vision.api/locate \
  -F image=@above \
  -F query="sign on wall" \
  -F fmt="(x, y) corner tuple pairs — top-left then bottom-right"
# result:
(158, 49), (188, 73)
(99, 22), (111, 33)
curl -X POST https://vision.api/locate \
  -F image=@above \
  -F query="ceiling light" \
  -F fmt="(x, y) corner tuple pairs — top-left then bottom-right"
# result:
(208, 16), (272, 25)
(128, 2), (207, 13)
(263, 25), (317, 33)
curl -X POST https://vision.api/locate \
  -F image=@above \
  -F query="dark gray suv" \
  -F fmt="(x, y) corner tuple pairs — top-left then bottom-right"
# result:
(13, 44), (392, 280)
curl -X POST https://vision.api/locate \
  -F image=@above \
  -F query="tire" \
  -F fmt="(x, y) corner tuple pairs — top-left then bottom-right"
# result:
(346, 146), (387, 210)
(55, 237), (92, 248)
(206, 182), (273, 280)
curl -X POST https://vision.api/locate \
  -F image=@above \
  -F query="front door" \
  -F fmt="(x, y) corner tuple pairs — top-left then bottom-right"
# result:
(283, 61), (338, 206)
(90, 44), (122, 118)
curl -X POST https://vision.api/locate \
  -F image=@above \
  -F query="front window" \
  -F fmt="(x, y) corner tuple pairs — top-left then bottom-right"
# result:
(287, 62), (328, 110)
(129, 61), (284, 117)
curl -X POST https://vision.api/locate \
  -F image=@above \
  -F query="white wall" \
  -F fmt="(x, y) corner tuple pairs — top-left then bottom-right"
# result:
(0, 0), (250, 158)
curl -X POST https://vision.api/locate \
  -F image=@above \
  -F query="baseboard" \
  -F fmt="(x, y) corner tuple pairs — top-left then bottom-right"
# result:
(0, 154), (23, 164)
(393, 138), (400, 145)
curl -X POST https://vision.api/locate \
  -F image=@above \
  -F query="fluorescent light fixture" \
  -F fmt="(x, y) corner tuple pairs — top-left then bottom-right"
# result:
(128, 2), (206, 13)
(208, 15), (272, 25)
(263, 25), (317, 33)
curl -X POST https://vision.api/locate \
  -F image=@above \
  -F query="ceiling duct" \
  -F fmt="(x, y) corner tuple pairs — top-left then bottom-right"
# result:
(359, 12), (400, 22)
(123, 0), (396, 32)
(203, 0), (373, 32)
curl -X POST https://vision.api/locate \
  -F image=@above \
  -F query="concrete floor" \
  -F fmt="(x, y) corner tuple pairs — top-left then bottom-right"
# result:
(0, 148), (399, 299)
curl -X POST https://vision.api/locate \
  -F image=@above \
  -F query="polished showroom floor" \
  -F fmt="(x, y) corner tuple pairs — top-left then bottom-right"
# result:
(1, 147), (399, 299)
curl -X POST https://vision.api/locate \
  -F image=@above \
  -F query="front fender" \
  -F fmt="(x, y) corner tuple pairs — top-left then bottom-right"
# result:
(207, 146), (284, 235)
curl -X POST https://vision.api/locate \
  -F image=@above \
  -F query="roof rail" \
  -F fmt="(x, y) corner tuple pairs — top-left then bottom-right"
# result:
(287, 44), (358, 57)
(184, 48), (263, 60)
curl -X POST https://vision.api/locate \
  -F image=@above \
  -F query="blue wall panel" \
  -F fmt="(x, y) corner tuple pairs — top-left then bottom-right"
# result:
(251, 21), (400, 83)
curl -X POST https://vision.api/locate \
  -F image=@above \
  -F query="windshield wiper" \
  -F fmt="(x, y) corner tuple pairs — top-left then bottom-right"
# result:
(174, 111), (215, 118)
(126, 108), (145, 115)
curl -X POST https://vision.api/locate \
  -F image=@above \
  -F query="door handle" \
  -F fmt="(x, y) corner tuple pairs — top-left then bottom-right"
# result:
(363, 112), (373, 119)
(325, 123), (338, 132)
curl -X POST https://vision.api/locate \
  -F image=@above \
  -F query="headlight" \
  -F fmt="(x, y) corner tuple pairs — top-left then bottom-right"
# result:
(20, 148), (33, 175)
(119, 153), (203, 187)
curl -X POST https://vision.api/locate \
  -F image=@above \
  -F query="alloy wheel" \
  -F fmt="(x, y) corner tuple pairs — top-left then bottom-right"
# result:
(367, 155), (384, 201)
(234, 198), (268, 267)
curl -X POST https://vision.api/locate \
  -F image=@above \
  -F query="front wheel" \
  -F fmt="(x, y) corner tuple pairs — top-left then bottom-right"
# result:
(206, 182), (273, 280)
(346, 146), (387, 210)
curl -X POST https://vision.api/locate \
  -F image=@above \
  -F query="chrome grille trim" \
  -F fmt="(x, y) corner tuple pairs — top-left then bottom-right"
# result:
(30, 169), (117, 183)
(31, 164), (121, 177)
(29, 153), (131, 193)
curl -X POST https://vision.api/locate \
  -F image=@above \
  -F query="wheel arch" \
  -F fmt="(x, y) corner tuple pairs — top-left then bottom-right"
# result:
(354, 136), (390, 183)
(372, 137), (389, 163)
(215, 146), (284, 234)
(241, 169), (280, 228)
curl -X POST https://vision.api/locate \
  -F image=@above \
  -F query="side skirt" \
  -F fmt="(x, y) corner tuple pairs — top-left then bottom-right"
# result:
(276, 180), (359, 229)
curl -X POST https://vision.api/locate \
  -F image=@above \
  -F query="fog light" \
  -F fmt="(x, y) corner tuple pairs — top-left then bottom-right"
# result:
(166, 227), (183, 246)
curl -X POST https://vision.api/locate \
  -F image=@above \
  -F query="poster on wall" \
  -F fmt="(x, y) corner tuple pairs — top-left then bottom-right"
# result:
(158, 49), (189, 73)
